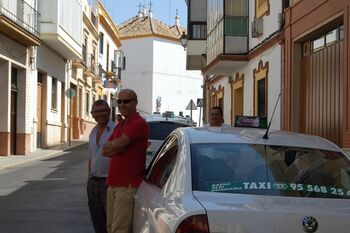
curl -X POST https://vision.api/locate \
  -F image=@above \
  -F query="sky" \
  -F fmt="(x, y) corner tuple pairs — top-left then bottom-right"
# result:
(96, 0), (188, 27)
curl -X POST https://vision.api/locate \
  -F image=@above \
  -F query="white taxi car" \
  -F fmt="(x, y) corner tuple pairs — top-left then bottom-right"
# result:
(133, 126), (350, 233)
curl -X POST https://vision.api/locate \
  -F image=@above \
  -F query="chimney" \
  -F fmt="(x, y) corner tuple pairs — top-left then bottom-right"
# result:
(137, 3), (144, 18)
(175, 9), (180, 26)
(143, 5), (148, 16)
(148, 1), (153, 18)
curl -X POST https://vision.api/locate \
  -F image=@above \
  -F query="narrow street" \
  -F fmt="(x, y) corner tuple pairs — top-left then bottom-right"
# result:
(0, 144), (94, 233)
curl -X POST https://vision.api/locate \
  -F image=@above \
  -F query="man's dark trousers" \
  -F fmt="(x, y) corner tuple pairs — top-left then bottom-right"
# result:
(87, 177), (108, 233)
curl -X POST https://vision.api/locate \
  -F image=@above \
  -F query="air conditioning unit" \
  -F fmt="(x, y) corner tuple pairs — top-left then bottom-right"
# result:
(251, 18), (263, 38)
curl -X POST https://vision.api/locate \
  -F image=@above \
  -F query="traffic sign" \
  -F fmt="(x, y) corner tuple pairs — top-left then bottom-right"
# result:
(186, 99), (197, 110)
(197, 98), (203, 107)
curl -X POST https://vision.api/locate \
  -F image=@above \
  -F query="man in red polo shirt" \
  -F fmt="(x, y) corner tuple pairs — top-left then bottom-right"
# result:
(102, 89), (148, 233)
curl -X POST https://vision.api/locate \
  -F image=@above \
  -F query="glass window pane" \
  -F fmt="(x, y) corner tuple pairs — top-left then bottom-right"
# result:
(191, 143), (350, 199)
(312, 36), (325, 51)
(148, 122), (189, 140)
(225, 17), (248, 36)
(326, 29), (337, 45)
(148, 139), (178, 188)
(225, 0), (248, 16)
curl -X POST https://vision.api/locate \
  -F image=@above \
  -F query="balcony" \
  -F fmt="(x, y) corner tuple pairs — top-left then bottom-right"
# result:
(0, 0), (41, 46)
(84, 53), (98, 77)
(90, 12), (98, 29)
(93, 74), (102, 84)
(39, 0), (82, 60)
(92, 63), (103, 84)
(105, 60), (119, 80)
(186, 0), (207, 70)
(186, 22), (207, 70)
(202, 0), (249, 76)
(72, 45), (87, 68)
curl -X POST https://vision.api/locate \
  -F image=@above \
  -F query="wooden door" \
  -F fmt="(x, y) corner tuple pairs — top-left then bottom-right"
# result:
(233, 87), (243, 120)
(300, 41), (343, 145)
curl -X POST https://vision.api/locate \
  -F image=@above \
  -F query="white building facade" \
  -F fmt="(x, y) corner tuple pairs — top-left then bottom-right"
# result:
(187, 0), (285, 129)
(119, 9), (203, 124)
(0, 0), (41, 155)
(69, 0), (101, 141)
(98, 2), (122, 120)
(34, 0), (83, 148)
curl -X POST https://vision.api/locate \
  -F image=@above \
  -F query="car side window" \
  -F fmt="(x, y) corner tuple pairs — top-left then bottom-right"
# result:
(147, 137), (178, 189)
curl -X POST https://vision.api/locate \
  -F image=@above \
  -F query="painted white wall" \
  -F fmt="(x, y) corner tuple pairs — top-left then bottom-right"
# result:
(36, 45), (67, 146)
(210, 76), (232, 124)
(37, 46), (66, 82)
(153, 38), (203, 123)
(120, 38), (154, 114)
(30, 68), (38, 151)
(121, 36), (203, 124)
(249, 0), (282, 49)
(209, 44), (282, 130)
(39, 0), (83, 59)
(98, 25), (118, 71)
(98, 20), (122, 104)
(244, 45), (281, 130)
(17, 68), (33, 135)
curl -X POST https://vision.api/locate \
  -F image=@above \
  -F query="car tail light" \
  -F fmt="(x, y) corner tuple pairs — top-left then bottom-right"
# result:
(175, 214), (209, 233)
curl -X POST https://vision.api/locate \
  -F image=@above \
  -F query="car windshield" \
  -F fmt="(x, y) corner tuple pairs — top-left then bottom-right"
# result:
(148, 122), (188, 140)
(191, 143), (350, 199)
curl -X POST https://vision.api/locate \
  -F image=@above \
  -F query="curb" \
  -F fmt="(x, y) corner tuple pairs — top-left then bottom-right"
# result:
(0, 150), (62, 171)
(0, 142), (87, 171)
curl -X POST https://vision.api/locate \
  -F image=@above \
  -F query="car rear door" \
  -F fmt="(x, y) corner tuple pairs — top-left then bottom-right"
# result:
(133, 136), (179, 233)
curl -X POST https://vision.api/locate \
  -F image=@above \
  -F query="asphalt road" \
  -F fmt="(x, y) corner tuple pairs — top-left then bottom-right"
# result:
(0, 144), (94, 233)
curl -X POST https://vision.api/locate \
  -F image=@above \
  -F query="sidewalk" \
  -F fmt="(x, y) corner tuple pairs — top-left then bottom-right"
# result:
(0, 140), (87, 171)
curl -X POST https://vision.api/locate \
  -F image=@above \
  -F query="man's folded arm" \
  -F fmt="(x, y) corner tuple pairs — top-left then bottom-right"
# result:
(102, 135), (130, 157)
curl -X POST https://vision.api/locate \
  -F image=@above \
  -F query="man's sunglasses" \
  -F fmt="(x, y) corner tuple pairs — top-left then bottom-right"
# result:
(117, 99), (136, 104)
(91, 109), (109, 114)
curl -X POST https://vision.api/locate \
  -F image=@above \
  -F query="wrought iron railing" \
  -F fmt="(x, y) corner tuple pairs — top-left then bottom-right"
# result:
(98, 63), (103, 78)
(82, 45), (87, 64)
(86, 53), (98, 74)
(90, 12), (98, 28)
(0, 0), (40, 36)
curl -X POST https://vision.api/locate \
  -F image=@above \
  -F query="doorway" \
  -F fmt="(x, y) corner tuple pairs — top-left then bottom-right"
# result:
(300, 41), (343, 145)
(10, 67), (18, 155)
(36, 72), (43, 148)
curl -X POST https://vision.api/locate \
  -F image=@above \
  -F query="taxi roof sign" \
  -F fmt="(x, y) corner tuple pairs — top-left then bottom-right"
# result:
(235, 115), (267, 129)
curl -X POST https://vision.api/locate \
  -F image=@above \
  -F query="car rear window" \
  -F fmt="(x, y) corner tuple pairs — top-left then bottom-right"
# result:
(148, 122), (189, 140)
(191, 143), (350, 199)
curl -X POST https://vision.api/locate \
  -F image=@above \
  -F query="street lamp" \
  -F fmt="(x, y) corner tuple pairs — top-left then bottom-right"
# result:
(180, 31), (188, 50)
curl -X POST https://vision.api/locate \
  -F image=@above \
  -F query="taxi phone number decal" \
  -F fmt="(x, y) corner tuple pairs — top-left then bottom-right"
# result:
(209, 182), (350, 197)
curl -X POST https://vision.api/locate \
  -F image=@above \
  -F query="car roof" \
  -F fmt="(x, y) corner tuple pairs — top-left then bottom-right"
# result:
(179, 127), (343, 152)
(143, 114), (192, 125)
